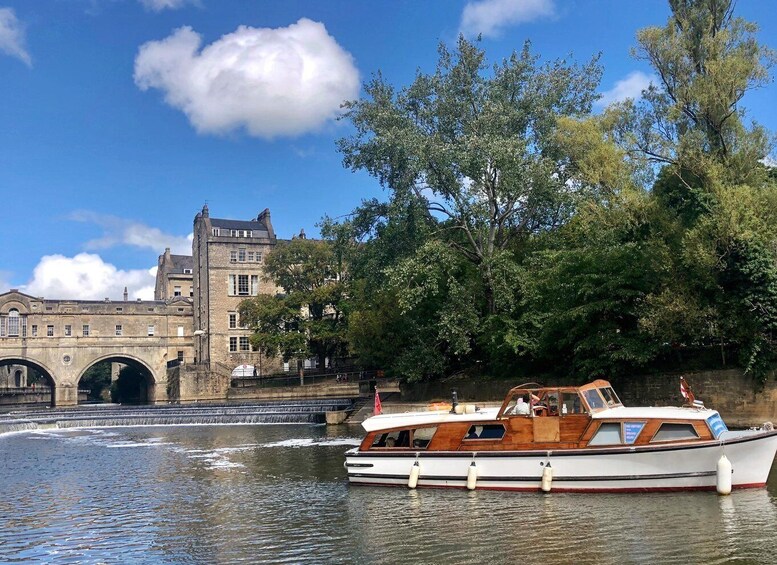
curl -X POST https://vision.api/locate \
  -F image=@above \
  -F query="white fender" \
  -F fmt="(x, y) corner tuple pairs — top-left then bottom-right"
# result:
(717, 454), (732, 495)
(541, 464), (553, 492)
(466, 461), (477, 491)
(408, 460), (421, 489)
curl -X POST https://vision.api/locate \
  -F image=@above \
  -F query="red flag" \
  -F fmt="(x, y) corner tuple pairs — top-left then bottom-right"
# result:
(374, 388), (382, 416)
(680, 378), (695, 404)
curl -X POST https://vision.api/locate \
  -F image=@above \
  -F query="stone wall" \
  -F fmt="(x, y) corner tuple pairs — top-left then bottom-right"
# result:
(610, 369), (777, 428)
(228, 382), (360, 401)
(173, 363), (231, 403)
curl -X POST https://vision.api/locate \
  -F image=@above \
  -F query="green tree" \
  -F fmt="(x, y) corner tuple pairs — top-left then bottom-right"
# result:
(521, 193), (675, 379)
(624, 0), (774, 189)
(80, 361), (112, 402)
(239, 238), (347, 382)
(338, 36), (601, 316)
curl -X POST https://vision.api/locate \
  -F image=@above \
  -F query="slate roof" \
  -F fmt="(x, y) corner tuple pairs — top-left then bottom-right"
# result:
(169, 254), (193, 273)
(211, 218), (271, 237)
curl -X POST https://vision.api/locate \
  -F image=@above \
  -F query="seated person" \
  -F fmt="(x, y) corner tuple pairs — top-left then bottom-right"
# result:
(512, 395), (531, 415)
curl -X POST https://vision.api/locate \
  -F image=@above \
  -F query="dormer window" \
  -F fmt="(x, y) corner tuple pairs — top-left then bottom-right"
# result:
(183, 268), (192, 274)
(212, 228), (220, 236)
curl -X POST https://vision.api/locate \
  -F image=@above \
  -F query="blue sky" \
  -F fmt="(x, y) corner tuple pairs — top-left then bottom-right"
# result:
(1, 0), (775, 300)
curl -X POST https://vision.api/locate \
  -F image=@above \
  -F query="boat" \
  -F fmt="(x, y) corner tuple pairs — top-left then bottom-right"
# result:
(344, 379), (777, 493)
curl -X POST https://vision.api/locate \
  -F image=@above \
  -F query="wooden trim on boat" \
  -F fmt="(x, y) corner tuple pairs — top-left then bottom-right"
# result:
(349, 428), (777, 458)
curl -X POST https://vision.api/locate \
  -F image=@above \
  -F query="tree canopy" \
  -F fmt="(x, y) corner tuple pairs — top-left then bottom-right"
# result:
(255, 1), (777, 385)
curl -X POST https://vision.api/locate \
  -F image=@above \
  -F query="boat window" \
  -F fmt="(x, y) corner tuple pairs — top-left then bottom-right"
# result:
(600, 387), (621, 407)
(411, 427), (437, 449)
(371, 430), (411, 448)
(582, 389), (607, 411)
(651, 423), (699, 443)
(463, 424), (505, 440)
(588, 422), (623, 445)
(560, 392), (583, 414)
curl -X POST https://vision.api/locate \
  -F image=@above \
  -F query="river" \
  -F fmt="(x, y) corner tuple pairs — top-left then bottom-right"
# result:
(2, 424), (777, 564)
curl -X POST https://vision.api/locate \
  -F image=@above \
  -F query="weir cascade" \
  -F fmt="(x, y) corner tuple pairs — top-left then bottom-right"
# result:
(0, 398), (354, 434)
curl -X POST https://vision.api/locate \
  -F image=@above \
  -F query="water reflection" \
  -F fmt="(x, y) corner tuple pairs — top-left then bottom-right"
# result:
(1, 425), (776, 564)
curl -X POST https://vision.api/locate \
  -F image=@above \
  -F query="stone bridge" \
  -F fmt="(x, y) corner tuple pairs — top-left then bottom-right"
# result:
(0, 290), (194, 406)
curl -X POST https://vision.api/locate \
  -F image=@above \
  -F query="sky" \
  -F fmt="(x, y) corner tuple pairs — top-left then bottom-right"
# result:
(1, 0), (776, 301)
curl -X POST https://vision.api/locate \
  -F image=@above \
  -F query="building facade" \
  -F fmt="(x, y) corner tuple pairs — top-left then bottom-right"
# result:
(0, 290), (194, 405)
(155, 249), (194, 301)
(191, 205), (284, 373)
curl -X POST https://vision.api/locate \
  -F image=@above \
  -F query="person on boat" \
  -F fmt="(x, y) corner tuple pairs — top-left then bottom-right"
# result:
(513, 395), (531, 415)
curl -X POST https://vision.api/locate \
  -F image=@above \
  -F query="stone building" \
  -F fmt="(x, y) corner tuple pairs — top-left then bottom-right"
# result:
(155, 249), (194, 300)
(0, 364), (27, 387)
(190, 205), (284, 374)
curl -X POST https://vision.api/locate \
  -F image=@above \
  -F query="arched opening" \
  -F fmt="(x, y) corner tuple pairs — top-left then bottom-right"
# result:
(0, 358), (56, 408)
(78, 357), (156, 405)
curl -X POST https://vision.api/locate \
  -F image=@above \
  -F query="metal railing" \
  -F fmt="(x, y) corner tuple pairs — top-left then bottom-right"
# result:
(0, 387), (91, 395)
(231, 369), (387, 389)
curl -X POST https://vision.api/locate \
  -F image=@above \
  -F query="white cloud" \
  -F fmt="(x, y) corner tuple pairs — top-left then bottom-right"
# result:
(134, 19), (360, 138)
(0, 7), (31, 66)
(138, 0), (196, 12)
(460, 0), (554, 38)
(596, 71), (656, 108)
(69, 210), (192, 255)
(21, 253), (156, 301)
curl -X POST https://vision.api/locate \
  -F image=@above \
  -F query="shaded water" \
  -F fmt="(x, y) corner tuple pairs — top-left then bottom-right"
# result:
(1, 424), (777, 564)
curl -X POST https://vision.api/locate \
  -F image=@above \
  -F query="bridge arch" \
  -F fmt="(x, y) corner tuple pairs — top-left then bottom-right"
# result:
(0, 356), (57, 407)
(78, 354), (159, 405)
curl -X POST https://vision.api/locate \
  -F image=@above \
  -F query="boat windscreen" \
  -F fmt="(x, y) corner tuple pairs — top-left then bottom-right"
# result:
(600, 387), (622, 407)
(582, 389), (606, 411)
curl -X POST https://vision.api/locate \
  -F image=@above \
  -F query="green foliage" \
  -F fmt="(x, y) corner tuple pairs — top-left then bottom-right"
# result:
(521, 194), (674, 379)
(325, 4), (777, 384)
(80, 361), (112, 401)
(624, 0), (774, 187)
(339, 36), (601, 314)
(240, 238), (347, 372)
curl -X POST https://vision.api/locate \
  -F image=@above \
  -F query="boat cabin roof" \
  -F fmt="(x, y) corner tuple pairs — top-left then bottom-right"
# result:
(496, 379), (623, 418)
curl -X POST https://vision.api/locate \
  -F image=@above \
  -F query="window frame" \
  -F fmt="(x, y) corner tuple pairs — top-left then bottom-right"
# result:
(587, 422), (624, 446)
(462, 424), (506, 441)
(650, 423), (700, 443)
(238, 274), (250, 296)
(7, 309), (20, 337)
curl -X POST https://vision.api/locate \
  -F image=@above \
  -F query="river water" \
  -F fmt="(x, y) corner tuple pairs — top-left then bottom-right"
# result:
(2, 424), (777, 564)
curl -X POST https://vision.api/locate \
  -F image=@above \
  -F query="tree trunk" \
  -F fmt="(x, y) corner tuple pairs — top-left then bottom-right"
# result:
(298, 359), (305, 386)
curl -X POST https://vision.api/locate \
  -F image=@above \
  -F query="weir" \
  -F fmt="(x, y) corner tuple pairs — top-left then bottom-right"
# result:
(0, 398), (354, 434)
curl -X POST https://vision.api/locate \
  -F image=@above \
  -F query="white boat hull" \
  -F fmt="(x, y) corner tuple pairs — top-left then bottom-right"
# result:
(345, 430), (777, 492)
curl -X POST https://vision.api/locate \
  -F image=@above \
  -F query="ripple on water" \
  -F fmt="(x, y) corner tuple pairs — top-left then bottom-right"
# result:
(1, 425), (777, 564)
